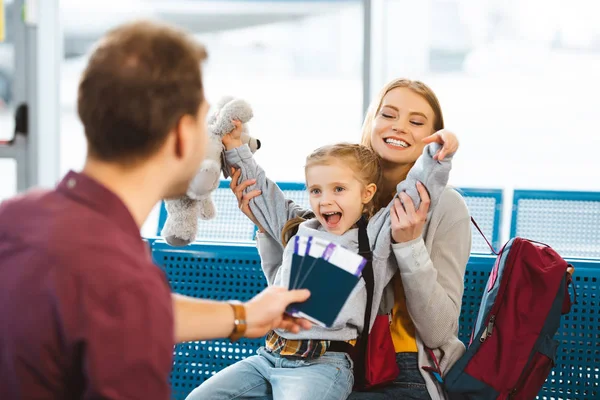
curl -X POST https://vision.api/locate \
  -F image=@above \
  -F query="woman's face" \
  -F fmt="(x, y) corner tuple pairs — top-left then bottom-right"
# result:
(370, 87), (436, 166)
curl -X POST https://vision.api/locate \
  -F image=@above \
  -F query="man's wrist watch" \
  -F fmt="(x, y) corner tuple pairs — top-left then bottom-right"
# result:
(228, 301), (247, 342)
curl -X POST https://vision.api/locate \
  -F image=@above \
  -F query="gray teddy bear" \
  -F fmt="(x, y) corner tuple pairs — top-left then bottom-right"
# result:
(161, 96), (260, 246)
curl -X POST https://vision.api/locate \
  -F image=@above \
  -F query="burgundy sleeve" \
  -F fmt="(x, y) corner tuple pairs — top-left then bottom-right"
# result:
(82, 279), (174, 400)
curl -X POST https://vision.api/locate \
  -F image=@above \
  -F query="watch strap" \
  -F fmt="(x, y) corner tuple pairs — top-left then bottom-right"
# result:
(228, 301), (247, 342)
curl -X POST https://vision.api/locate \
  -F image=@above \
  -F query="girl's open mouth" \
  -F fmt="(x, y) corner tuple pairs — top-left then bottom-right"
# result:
(322, 211), (342, 228)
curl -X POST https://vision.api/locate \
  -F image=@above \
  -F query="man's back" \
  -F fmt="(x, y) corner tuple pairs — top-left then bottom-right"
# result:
(0, 172), (174, 399)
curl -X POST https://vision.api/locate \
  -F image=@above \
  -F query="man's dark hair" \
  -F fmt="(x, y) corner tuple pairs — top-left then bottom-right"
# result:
(77, 20), (208, 163)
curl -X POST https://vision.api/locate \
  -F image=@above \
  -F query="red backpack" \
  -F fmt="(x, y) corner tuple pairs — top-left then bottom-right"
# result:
(443, 218), (576, 399)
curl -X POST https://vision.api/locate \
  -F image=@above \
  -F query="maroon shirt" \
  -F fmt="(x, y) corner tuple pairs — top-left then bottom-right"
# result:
(0, 171), (174, 400)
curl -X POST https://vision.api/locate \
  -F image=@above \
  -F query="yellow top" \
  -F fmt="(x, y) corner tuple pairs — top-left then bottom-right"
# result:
(390, 273), (418, 352)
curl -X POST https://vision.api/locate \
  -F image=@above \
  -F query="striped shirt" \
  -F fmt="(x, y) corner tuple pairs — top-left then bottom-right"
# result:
(265, 331), (356, 358)
(265, 331), (329, 358)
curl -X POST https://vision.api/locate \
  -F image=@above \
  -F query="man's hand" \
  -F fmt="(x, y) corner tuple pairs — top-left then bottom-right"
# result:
(243, 286), (312, 338)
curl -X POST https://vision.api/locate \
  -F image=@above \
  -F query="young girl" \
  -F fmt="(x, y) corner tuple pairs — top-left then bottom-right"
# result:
(223, 79), (469, 400)
(185, 143), (381, 400)
(186, 139), (456, 398)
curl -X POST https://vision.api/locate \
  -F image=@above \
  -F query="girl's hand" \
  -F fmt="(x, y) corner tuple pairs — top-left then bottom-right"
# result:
(222, 120), (244, 150)
(230, 168), (266, 232)
(391, 182), (430, 243)
(422, 129), (459, 161)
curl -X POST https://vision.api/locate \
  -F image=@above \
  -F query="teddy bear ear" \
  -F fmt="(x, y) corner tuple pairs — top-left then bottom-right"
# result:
(215, 96), (234, 110)
(247, 137), (261, 153)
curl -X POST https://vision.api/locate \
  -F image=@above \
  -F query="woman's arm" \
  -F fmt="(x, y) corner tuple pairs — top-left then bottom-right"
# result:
(392, 190), (471, 349)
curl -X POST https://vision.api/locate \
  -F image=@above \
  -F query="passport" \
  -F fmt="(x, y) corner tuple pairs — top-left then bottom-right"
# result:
(286, 235), (366, 327)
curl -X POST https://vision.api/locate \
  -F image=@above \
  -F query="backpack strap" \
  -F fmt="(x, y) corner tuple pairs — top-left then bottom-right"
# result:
(470, 216), (498, 255)
(354, 216), (373, 389)
(422, 348), (444, 384)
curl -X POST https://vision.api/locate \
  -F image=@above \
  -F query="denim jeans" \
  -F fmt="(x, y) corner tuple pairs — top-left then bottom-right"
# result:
(347, 352), (432, 400)
(185, 346), (354, 400)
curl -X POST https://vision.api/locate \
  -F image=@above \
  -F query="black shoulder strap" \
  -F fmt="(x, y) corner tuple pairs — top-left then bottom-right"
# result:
(470, 216), (498, 255)
(355, 216), (374, 387)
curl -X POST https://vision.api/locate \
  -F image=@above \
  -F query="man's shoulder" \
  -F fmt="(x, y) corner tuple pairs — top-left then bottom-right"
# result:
(0, 189), (61, 240)
(0, 188), (54, 215)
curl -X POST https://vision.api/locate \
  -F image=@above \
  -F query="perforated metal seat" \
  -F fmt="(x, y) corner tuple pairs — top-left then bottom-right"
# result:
(511, 190), (600, 259)
(459, 188), (503, 253)
(151, 238), (599, 400)
(152, 241), (267, 399)
(544, 259), (599, 399)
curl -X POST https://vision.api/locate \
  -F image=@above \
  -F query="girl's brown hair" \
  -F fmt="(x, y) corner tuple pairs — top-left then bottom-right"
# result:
(281, 143), (382, 246)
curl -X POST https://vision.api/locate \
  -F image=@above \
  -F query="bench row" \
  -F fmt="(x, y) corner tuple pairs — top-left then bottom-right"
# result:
(146, 240), (600, 400)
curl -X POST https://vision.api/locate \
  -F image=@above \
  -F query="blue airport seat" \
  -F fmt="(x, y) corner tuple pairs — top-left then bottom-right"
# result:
(156, 181), (311, 244)
(152, 240), (268, 399)
(457, 256), (600, 399)
(152, 240), (599, 400)
(157, 181), (257, 243)
(511, 190), (600, 259)
(543, 259), (599, 399)
(458, 188), (503, 254)
(278, 181), (310, 209)
(457, 254), (496, 345)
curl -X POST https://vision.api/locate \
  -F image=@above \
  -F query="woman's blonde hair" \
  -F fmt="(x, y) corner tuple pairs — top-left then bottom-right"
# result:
(281, 143), (382, 246)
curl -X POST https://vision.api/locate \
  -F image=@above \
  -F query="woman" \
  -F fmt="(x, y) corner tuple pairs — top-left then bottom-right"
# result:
(229, 79), (471, 400)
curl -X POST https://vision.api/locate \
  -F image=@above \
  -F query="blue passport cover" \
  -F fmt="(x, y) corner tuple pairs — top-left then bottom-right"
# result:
(286, 253), (361, 327)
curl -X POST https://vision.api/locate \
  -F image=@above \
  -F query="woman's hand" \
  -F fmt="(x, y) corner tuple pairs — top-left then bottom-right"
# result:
(222, 120), (244, 151)
(230, 168), (266, 232)
(391, 181), (430, 243)
(422, 129), (459, 161)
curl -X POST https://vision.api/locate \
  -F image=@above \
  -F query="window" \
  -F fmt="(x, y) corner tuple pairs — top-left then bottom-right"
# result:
(0, 158), (16, 202)
(372, 0), (600, 192)
(59, 0), (364, 236)
(0, 0), (13, 142)
(0, 0), (17, 200)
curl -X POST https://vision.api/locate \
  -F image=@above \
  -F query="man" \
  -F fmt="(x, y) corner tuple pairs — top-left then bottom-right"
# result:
(0, 20), (310, 399)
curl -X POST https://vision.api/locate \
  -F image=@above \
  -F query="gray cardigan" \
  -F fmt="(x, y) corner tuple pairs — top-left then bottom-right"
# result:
(225, 144), (470, 399)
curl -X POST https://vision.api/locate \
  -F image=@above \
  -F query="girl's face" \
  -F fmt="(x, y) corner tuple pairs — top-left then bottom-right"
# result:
(306, 161), (376, 235)
(370, 87), (435, 166)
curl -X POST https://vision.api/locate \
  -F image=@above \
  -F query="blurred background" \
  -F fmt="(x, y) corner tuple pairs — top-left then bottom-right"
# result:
(1, 0), (600, 236)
